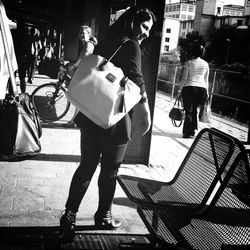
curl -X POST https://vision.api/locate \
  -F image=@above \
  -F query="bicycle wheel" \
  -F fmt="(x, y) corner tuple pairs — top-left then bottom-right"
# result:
(31, 82), (70, 122)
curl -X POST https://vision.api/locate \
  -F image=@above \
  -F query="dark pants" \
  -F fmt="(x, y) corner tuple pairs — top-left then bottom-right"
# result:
(27, 54), (37, 80)
(16, 57), (27, 93)
(65, 125), (128, 213)
(182, 86), (207, 136)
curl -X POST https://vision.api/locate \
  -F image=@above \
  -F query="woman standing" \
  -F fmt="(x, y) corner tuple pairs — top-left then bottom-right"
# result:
(65, 25), (98, 127)
(60, 7), (156, 243)
(177, 43), (209, 138)
(68, 25), (97, 75)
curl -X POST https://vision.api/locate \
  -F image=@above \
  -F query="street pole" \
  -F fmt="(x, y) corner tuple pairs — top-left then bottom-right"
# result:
(226, 39), (230, 65)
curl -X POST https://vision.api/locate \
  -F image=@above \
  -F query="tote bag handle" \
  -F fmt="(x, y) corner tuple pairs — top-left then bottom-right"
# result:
(98, 39), (129, 71)
(0, 2), (18, 96)
(174, 97), (183, 108)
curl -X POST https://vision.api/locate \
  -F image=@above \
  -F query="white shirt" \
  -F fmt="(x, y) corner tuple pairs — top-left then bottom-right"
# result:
(181, 57), (209, 90)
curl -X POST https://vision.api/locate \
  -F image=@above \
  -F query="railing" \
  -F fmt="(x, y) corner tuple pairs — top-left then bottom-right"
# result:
(157, 63), (250, 143)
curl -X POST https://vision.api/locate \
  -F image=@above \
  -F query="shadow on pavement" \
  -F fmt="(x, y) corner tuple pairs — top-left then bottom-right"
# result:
(32, 153), (81, 162)
(0, 227), (151, 249)
(41, 122), (79, 129)
(0, 226), (61, 250)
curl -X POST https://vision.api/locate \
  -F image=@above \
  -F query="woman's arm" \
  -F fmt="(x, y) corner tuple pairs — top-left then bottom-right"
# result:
(137, 101), (151, 135)
(204, 63), (209, 97)
(117, 40), (151, 134)
(69, 42), (95, 71)
(177, 62), (188, 98)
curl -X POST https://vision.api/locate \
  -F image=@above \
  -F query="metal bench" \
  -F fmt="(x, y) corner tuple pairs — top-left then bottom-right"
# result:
(137, 149), (250, 249)
(118, 128), (237, 212)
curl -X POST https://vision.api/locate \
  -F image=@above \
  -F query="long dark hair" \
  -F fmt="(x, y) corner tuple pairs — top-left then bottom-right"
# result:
(106, 7), (156, 39)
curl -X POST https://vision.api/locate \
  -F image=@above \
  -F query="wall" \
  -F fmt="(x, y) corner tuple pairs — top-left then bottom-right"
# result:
(244, 0), (250, 15)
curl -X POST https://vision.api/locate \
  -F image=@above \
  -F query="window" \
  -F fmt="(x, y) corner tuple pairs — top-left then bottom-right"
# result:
(182, 4), (187, 11)
(183, 22), (186, 29)
(177, 4), (180, 11)
(165, 37), (170, 42)
(217, 7), (221, 15)
(164, 45), (169, 52)
(181, 14), (186, 20)
(166, 28), (171, 33)
(237, 20), (243, 26)
(189, 5), (194, 12)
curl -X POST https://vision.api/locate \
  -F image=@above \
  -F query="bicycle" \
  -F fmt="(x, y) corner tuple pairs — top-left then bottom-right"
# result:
(31, 63), (72, 123)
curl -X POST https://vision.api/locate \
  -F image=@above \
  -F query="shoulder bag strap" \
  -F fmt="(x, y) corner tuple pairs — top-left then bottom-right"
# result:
(0, 2), (18, 97)
(98, 39), (129, 71)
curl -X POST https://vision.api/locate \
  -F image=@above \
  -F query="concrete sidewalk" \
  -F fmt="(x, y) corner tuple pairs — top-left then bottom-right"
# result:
(0, 72), (248, 247)
(0, 73), (148, 235)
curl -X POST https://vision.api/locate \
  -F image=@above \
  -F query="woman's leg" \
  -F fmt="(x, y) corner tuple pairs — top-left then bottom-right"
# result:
(182, 87), (196, 137)
(98, 141), (128, 212)
(65, 127), (101, 213)
(95, 134), (128, 228)
(60, 126), (102, 242)
(182, 87), (207, 137)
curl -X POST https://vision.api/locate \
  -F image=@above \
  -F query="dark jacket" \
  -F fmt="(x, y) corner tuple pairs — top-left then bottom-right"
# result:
(74, 37), (146, 144)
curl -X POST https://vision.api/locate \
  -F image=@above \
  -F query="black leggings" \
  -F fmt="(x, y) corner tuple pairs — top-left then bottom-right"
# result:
(182, 86), (207, 136)
(65, 125), (128, 213)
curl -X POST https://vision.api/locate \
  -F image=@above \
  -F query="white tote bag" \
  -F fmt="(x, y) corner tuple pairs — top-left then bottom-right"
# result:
(199, 100), (212, 123)
(66, 42), (141, 129)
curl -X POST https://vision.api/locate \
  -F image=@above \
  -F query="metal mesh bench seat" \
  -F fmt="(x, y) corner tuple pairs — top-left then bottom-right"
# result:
(137, 149), (250, 249)
(118, 128), (238, 211)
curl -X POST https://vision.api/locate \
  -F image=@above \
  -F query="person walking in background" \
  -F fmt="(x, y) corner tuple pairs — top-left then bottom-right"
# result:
(43, 41), (54, 61)
(177, 43), (209, 138)
(65, 25), (98, 127)
(12, 21), (29, 93)
(60, 7), (156, 243)
(26, 27), (41, 84)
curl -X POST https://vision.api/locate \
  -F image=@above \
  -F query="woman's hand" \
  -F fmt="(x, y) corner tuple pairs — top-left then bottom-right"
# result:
(176, 89), (182, 99)
(137, 102), (151, 135)
(68, 64), (76, 72)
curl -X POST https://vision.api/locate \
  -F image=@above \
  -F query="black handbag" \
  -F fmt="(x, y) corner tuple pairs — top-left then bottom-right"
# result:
(169, 98), (185, 127)
(0, 5), (42, 161)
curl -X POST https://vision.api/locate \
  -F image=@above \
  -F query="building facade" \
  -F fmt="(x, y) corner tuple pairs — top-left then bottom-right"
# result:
(161, 18), (181, 54)
(161, 0), (196, 54)
(164, 0), (196, 20)
(222, 4), (244, 16)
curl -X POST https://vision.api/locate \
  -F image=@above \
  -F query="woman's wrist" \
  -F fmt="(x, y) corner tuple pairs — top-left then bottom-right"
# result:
(139, 92), (148, 103)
